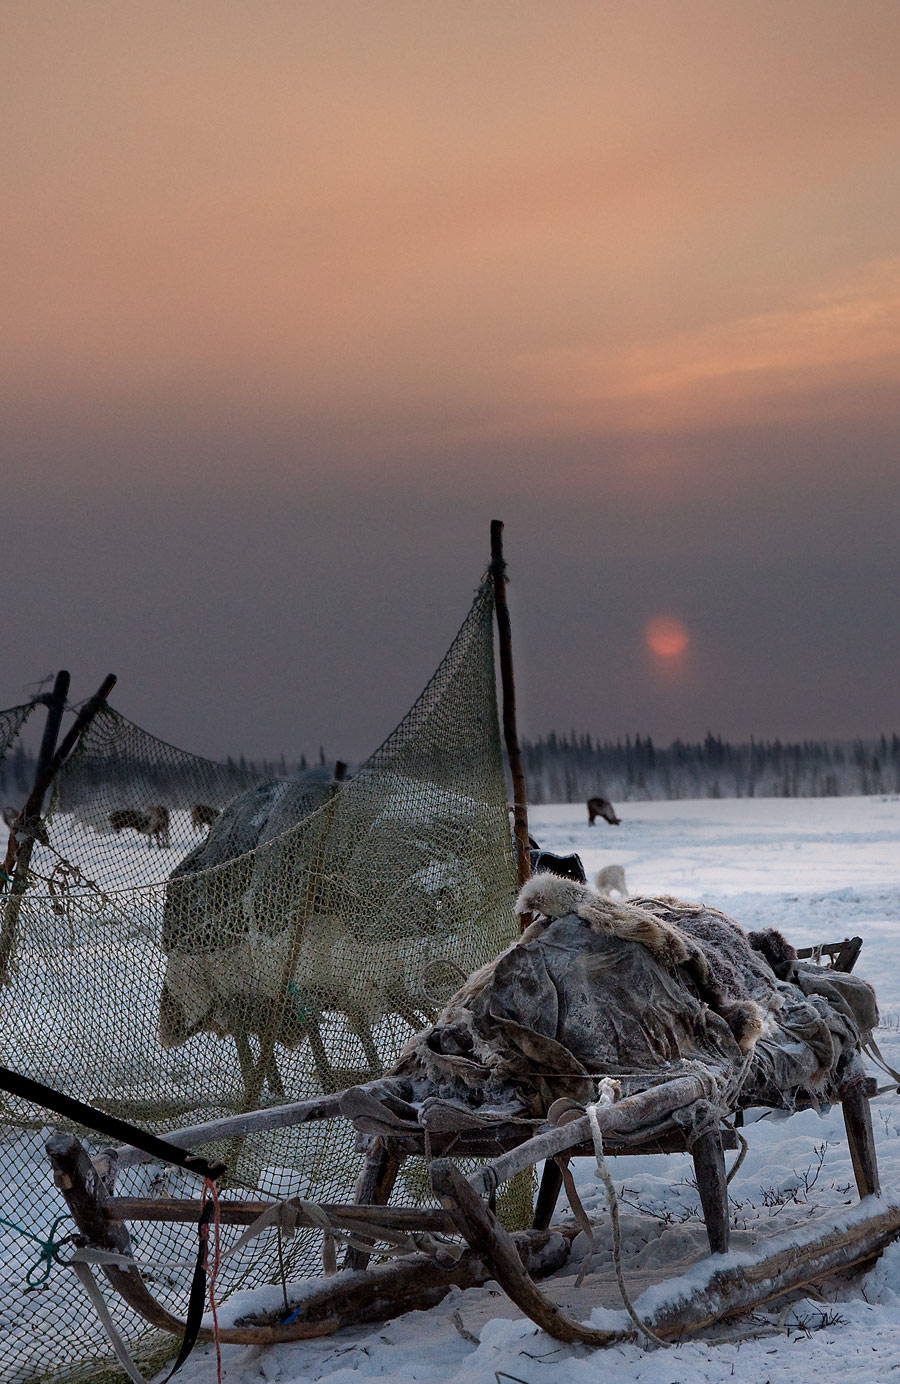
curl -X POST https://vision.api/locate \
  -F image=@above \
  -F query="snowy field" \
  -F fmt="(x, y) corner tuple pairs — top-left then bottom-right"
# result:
(162, 795), (900, 1384)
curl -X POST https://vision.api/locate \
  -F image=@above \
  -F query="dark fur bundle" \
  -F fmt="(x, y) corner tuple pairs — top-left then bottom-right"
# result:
(748, 927), (798, 980)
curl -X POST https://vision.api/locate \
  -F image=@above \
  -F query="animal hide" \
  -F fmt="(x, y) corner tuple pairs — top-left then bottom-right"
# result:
(392, 876), (876, 1123)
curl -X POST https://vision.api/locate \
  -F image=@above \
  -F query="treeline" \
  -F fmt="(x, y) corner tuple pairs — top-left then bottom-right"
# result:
(6, 733), (900, 807)
(0, 744), (313, 810)
(521, 732), (900, 803)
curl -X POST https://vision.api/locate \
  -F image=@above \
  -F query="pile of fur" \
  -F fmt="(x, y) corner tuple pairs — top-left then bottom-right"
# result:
(393, 873), (877, 1123)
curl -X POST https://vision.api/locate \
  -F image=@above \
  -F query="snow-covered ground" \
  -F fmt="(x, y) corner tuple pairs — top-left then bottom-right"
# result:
(160, 795), (900, 1384)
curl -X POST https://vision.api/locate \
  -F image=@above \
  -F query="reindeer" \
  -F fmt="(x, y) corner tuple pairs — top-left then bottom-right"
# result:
(146, 804), (171, 849)
(587, 795), (621, 826)
(109, 808), (151, 838)
(109, 806), (170, 848)
(595, 864), (628, 898)
(190, 803), (219, 833)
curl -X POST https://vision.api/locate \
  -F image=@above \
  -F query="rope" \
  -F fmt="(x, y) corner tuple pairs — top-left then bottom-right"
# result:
(586, 1101), (668, 1350)
(725, 1124), (749, 1184)
(0, 1211), (71, 1287)
(202, 1179), (223, 1384)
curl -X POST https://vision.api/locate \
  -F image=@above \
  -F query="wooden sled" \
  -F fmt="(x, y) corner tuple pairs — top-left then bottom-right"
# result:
(46, 1047), (890, 1353)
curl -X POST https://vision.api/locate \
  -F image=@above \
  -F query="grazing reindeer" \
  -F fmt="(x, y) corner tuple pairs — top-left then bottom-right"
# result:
(190, 803), (219, 833)
(587, 795), (621, 826)
(109, 806), (170, 848)
(146, 804), (170, 849)
(109, 808), (151, 838)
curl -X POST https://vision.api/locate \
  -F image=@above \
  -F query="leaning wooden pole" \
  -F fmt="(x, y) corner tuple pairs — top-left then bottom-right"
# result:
(490, 521), (531, 918)
(0, 672), (116, 986)
(0, 670), (69, 984)
(0, 670), (70, 887)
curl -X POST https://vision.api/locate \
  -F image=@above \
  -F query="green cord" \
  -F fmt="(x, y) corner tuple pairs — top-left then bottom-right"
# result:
(0, 1212), (72, 1287)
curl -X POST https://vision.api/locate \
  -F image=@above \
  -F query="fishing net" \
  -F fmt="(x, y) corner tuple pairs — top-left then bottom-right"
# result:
(0, 580), (520, 1383)
(0, 702), (36, 780)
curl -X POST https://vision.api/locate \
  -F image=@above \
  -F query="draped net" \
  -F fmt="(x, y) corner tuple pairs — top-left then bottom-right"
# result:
(0, 581), (519, 1383)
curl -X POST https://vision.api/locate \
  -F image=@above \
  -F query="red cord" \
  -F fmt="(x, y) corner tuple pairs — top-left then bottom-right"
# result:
(202, 1178), (223, 1384)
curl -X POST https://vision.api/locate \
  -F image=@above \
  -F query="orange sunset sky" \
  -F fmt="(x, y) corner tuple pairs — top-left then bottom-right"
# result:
(4, 1), (900, 760)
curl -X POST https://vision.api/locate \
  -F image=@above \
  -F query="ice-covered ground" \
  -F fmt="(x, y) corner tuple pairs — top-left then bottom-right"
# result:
(160, 795), (900, 1384)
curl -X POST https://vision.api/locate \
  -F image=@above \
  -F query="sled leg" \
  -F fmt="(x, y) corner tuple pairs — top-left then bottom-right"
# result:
(234, 1032), (255, 1093)
(692, 1129), (730, 1254)
(843, 1083), (880, 1198)
(344, 1137), (403, 1271)
(347, 1009), (382, 1076)
(533, 1157), (563, 1231)
(300, 1012), (337, 1092)
(265, 1052), (285, 1099)
(431, 1159), (616, 1347)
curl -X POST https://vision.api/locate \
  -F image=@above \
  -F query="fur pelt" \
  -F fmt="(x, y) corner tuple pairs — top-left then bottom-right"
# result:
(748, 927), (798, 980)
(516, 872), (693, 969)
(516, 874), (768, 1054)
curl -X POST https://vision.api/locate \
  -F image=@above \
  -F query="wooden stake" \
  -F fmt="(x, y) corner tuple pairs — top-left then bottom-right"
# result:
(343, 1138), (404, 1271)
(0, 671), (68, 984)
(490, 521), (531, 918)
(0, 670), (69, 885)
(692, 1129), (730, 1254)
(0, 672), (116, 985)
(843, 1082), (880, 1198)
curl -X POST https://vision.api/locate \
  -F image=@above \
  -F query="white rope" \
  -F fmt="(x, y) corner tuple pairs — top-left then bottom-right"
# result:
(586, 1101), (668, 1350)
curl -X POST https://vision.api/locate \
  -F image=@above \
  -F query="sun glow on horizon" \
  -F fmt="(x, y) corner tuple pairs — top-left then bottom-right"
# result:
(645, 615), (690, 659)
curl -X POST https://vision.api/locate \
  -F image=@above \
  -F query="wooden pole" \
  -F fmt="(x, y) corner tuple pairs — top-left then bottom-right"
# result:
(468, 1072), (716, 1197)
(0, 672), (116, 986)
(0, 670), (69, 885)
(0, 671), (69, 983)
(490, 521), (531, 920)
(114, 1081), (407, 1169)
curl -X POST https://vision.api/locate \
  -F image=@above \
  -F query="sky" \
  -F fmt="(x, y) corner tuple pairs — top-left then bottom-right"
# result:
(3, 0), (900, 763)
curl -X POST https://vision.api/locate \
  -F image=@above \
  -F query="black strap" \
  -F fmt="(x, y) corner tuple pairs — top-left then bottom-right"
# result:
(1, 1063), (224, 1379)
(0, 1064), (226, 1178)
(159, 1199), (215, 1382)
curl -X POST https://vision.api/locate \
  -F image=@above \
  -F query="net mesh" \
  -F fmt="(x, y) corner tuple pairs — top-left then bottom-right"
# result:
(0, 581), (520, 1383)
(0, 702), (35, 777)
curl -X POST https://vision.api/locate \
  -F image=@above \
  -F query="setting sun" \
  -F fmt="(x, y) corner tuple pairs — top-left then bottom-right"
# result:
(645, 615), (690, 658)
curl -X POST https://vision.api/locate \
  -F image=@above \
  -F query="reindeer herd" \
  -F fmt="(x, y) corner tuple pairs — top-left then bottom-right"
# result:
(105, 802), (219, 848)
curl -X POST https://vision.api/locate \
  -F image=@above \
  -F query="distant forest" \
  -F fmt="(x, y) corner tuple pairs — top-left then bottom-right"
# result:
(521, 732), (900, 804)
(0, 744), (310, 808)
(3, 735), (900, 806)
